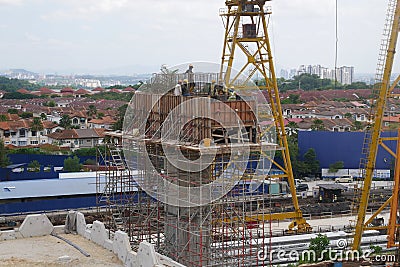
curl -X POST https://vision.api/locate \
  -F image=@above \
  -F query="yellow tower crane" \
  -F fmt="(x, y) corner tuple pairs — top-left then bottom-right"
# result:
(219, 0), (311, 232)
(353, 0), (400, 250)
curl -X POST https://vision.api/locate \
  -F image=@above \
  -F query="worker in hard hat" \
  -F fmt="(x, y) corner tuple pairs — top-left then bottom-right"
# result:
(209, 79), (217, 96)
(182, 79), (189, 96)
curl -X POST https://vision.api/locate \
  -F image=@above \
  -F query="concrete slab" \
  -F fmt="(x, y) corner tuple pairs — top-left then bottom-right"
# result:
(19, 214), (53, 238)
(0, 230), (23, 240)
(137, 241), (160, 267)
(83, 224), (92, 240)
(125, 251), (138, 267)
(52, 225), (65, 235)
(113, 230), (131, 263)
(104, 239), (114, 251)
(76, 212), (87, 236)
(90, 220), (107, 247)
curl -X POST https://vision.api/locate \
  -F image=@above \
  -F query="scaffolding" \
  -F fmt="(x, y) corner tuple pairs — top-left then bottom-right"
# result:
(96, 1), (310, 266)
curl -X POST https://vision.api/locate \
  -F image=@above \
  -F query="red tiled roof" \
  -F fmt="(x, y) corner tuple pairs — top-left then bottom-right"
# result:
(123, 87), (135, 92)
(75, 88), (90, 95)
(47, 129), (79, 140)
(92, 87), (105, 92)
(39, 87), (56, 94)
(17, 88), (30, 94)
(61, 87), (74, 93)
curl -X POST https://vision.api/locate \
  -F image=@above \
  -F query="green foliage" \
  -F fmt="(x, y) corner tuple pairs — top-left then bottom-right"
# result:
(88, 92), (134, 102)
(281, 94), (301, 104)
(87, 105), (97, 117)
(311, 119), (325, 131)
(7, 148), (47, 155)
(0, 139), (11, 167)
(353, 121), (363, 131)
(45, 100), (56, 107)
(20, 112), (33, 119)
(328, 161), (344, 173)
(303, 148), (320, 176)
(30, 117), (44, 132)
(0, 76), (40, 92)
(63, 156), (82, 172)
(27, 160), (41, 172)
(277, 73), (371, 92)
(59, 114), (72, 129)
(113, 104), (128, 131)
(83, 158), (96, 165)
(0, 114), (7, 122)
(307, 234), (330, 262)
(3, 92), (43, 99)
(73, 147), (97, 156)
(369, 245), (382, 255)
(7, 108), (18, 114)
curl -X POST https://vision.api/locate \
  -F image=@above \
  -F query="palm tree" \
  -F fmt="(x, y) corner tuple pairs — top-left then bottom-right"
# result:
(59, 114), (72, 129)
(311, 119), (326, 131)
(87, 105), (97, 118)
(286, 121), (299, 137)
(30, 117), (44, 145)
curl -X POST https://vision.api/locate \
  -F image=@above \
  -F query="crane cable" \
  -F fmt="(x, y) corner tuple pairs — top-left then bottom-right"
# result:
(334, 0), (338, 90)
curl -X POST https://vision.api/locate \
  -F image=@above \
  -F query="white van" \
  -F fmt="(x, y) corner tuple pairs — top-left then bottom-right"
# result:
(335, 175), (353, 183)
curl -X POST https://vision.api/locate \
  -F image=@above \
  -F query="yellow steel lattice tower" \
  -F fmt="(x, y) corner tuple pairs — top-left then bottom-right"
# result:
(219, 0), (310, 232)
(352, 0), (400, 250)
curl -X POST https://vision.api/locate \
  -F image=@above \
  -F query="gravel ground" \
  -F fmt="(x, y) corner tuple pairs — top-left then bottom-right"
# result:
(0, 234), (123, 266)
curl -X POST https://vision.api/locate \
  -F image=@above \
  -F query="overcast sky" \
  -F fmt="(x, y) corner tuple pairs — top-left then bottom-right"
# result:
(0, 0), (395, 75)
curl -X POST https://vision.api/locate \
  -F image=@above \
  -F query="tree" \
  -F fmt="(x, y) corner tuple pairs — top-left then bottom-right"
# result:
(0, 114), (7, 122)
(281, 94), (301, 104)
(307, 234), (330, 262)
(344, 112), (352, 119)
(59, 114), (72, 129)
(45, 100), (56, 107)
(329, 161), (344, 173)
(113, 104), (128, 131)
(286, 121), (299, 137)
(87, 105), (97, 118)
(27, 160), (41, 172)
(311, 119), (325, 131)
(20, 112), (33, 119)
(303, 148), (320, 177)
(40, 113), (47, 120)
(97, 112), (104, 119)
(30, 117), (44, 144)
(7, 108), (18, 114)
(0, 139), (11, 167)
(353, 121), (363, 131)
(63, 156), (81, 172)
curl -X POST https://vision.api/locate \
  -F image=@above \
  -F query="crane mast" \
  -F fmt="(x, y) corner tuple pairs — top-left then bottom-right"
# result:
(219, 0), (310, 231)
(353, 0), (400, 250)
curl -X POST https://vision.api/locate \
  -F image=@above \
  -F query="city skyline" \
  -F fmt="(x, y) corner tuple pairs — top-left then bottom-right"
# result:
(0, 0), (397, 75)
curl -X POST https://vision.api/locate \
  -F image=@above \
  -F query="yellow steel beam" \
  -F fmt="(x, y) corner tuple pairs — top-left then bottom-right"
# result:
(364, 196), (392, 226)
(388, 127), (400, 248)
(352, 0), (400, 250)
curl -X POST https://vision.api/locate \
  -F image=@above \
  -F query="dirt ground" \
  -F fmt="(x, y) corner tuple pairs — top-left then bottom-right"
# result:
(0, 234), (123, 266)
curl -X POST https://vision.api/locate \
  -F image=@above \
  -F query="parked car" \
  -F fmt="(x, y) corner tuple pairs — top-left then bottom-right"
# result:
(335, 175), (353, 183)
(296, 183), (309, 192)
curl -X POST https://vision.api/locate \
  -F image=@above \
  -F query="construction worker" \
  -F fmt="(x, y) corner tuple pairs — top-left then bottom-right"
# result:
(174, 80), (182, 96)
(182, 79), (189, 96)
(228, 86), (237, 100)
(208, 80), (216, 96)
(185, 64), (195, 93)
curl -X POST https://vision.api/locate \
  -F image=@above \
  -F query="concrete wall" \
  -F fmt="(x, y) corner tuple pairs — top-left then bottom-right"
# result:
(0, 212), (185, 267)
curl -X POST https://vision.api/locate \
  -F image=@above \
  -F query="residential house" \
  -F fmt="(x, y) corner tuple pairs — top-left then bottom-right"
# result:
(47, 128), (105, 150)
(0, 119), (61, 146)
(89, 116), (116, 130)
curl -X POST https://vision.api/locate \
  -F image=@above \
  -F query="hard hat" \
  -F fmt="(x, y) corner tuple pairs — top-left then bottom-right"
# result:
(189, 64), (193, 67)
(211, 80), (216, 83)
(183, 79), (188, 83)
